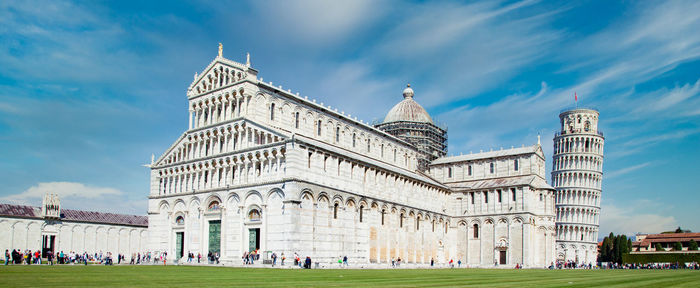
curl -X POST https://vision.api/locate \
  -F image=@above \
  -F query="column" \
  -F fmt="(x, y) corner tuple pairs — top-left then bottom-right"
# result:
(220, 206), (226, 259)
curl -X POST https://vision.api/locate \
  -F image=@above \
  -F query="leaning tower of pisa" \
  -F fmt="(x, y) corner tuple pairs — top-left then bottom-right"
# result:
(552, 108), (604, 265)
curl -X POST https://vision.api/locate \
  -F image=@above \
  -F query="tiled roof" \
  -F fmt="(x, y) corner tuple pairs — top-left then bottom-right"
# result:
(0, 204), (41, 218)
(639, 233), (700, 246)
(431, 145), (539, 165)
(446, 175), (555, 191)
(0, 203), (147, 227)
(61, 208), (148, 227)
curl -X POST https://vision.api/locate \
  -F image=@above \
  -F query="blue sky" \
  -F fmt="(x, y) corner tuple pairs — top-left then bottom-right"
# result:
(1, 0), (699, 237)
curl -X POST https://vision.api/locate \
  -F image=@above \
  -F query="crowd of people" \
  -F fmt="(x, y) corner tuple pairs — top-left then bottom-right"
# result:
(7, 248), (699, 270)
(3, 249), (171, 266)
(601, 262), (700, 270)
(242, 250), (259, 265)
(552, 260), (595, 269)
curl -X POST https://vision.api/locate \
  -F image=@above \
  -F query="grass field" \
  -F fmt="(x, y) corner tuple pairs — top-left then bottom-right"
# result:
(1, 265), (698, 287)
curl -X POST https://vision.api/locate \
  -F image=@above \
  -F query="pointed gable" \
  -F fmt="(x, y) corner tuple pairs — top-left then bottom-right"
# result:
(188, 57), (257, 98)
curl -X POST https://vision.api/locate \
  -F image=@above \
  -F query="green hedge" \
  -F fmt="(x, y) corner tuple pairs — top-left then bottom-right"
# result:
(623, 253), (700, 264)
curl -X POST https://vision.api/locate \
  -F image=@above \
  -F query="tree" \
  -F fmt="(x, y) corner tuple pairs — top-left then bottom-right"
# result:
(673, 241), (683, 251)
(600, 237), (612, 262)
(613, 236), (622, 264)
(689, 239), (699, 251)
(655, 243), (664, 252)
(627, 238), (633, 253)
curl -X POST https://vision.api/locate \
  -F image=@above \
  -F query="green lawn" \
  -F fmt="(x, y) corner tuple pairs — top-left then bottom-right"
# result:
(0, 265), (698, 287)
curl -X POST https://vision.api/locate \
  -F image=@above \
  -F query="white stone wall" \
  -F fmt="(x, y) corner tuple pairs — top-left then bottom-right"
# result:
(0, 217), (147, 257)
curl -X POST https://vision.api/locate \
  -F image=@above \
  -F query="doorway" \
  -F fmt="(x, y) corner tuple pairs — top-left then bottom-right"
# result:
(499, 250), (507, 265)
(42, 235), (55, 258)
(208, 220), (221, 254)
(175, 232), (184, 259)
(248, 228), (260, 252)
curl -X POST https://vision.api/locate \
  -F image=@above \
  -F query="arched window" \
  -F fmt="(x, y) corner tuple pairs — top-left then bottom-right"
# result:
(317, 120), (322, 136)
(367, 139), (371, 152)
(270, 103), (275, 121)
(352, 133), (356, 147)
(294, 112), (300, 128)
(248, 209), (261, 221)
(514, 159), (519, 171)
(490, 162), (495, 174)
(207, 200), (220, 211)
(333, 203), (339, 219)
(359, 205), (364, 223)
(473, 224), (479, 238)
(468, 165), (472, 176)
(399, 213), (404, 228)
(336, 127), (340, 142)
(416, 217), (420, 231)
(448, 167), (452, 178)
(381, 209), (385, 225)
(175, 216), (185, 225)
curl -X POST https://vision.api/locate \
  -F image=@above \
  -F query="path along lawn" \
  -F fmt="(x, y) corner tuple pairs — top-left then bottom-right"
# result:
(1, 265), (698, 287)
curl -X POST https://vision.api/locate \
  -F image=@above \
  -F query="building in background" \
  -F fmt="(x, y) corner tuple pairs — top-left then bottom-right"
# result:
(0, 194), (148, 258)
(552, 108), (604, 264)
(632, 233), (700, 253)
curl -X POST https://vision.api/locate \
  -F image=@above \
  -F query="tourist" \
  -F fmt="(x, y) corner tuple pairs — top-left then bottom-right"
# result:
(343, 255), (348, 267)
(26, 250), (32, 265)
(281, 252), (285, 266)
(4, 249), (9, 265)
(271, 252), (277, 267)
(304, 256), (312, 269)
(449, 259), (454, 268)
(458, 259), (461, 268)
(430, 258), (434, 267)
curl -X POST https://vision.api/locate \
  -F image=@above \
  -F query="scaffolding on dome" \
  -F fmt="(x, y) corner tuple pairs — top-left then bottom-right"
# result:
(375, 120), (447, 171)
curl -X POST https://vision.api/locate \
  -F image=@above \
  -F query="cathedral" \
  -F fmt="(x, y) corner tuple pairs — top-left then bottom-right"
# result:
(146, 47), (557, 267)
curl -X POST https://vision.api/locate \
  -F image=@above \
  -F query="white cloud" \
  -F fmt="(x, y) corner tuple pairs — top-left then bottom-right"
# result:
(605, 162), (651, 179)
(374, 0), (564, 105)
(436, 81), (566, 153)
(600, 200), (678, 236)
(2, 182), (145, 215)
(3, 182), (122, 202)
(632, 79), (700, 116)
(247, 0), (384, 48)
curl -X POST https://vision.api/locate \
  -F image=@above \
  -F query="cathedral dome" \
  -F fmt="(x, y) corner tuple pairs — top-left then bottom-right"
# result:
(383, 84), (433, 124)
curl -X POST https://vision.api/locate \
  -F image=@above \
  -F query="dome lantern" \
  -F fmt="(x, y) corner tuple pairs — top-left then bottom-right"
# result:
(402, 83), (414, 99)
